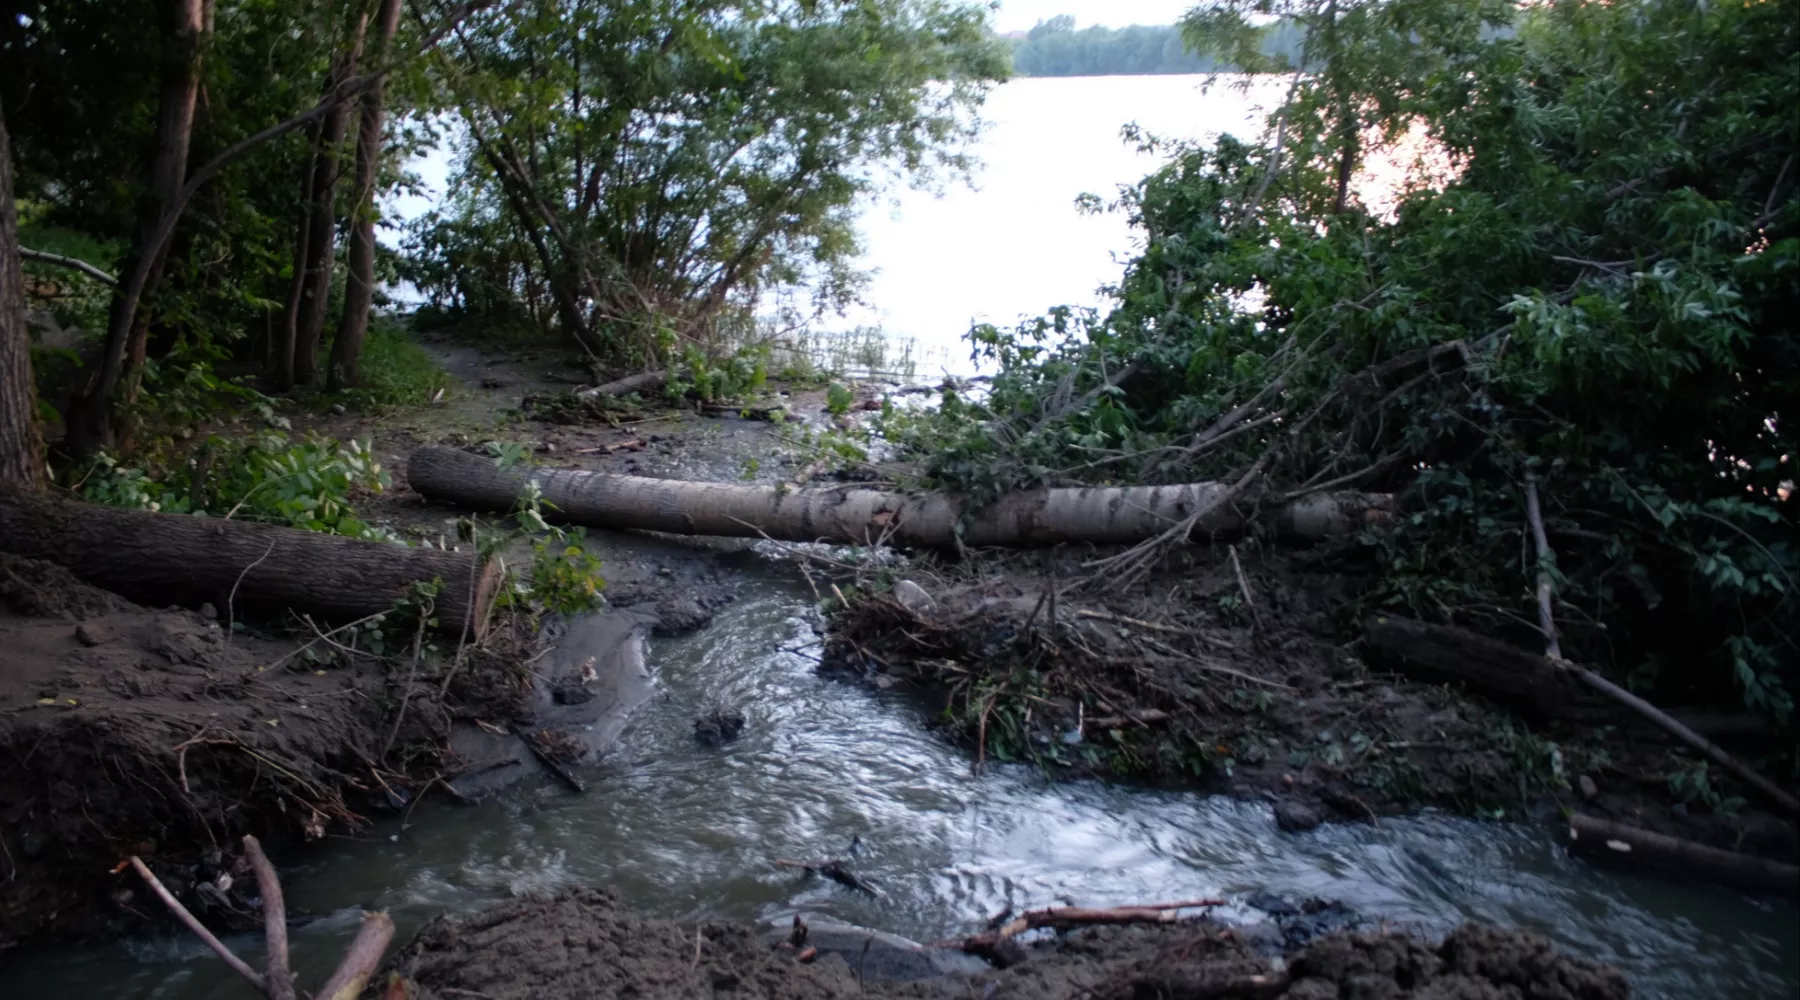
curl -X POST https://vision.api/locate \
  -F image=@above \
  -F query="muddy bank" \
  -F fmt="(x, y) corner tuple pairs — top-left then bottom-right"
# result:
(0, 552), (532, 949)
(824, 546), (1798, 869)
(377, 887), (1628, 999)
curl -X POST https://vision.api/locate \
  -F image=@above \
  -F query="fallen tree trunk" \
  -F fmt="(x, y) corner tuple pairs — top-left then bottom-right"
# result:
(407, 446), (1392, 549)
(1567, 813), (1799, 896)
(578, 370), (666, 399)
(1366, 615), (1800, 816)
(0, 489), (497, 636)
(1363, 614), (1599, 723)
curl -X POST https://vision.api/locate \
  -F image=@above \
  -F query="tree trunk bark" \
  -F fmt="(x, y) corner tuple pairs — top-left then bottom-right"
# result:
(0, 490), (499, 638)
(0, 101), (44, 490)
(407, 446), (1392, 549)
(1362, 614), (1601, 723)
(288, 9), (370, 390)
(1567, 813), (1798, 896)
(327, 0), (403, 390)
(65, 0), (209, 455)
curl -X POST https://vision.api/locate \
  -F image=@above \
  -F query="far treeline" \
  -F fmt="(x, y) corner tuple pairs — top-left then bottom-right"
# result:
(1008, 14), (1304, 77)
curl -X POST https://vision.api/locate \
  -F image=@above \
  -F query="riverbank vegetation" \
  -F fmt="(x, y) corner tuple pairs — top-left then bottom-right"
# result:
(880, 0), (1797, 748)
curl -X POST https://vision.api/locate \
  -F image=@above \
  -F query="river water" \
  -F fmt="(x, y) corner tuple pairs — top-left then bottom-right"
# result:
(10, 76), (1797, 997)
(9, 553), (1797, 998)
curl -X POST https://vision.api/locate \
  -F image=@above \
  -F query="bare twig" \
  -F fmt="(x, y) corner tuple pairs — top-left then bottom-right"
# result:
(226, 539), (278, 648)
(381, 598), (434, 759)
(128, 856), (268, 992)
(1228, 545), (1263, 633)
(242, 836), (297, 1000)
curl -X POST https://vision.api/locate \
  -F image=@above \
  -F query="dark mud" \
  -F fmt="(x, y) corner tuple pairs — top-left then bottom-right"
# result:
(0, 552), (535, 949)
(825, 547), (1798, 869)
(376, 888), (1628, 999)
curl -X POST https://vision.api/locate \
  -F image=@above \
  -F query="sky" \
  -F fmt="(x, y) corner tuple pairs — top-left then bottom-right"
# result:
(989, 0), (1197, 34)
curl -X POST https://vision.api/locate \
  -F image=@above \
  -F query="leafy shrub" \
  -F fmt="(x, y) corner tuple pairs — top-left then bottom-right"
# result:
(78, 432), (397, 542)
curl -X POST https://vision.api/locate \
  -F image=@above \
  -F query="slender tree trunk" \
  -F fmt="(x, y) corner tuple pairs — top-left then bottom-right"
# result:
(274, 127), (320, 379)
(289, 7), (370, 389)
(0, 102), (45, 490)
(65, 0), (209, 456)
(328, 0), (403, 390)
(1332, 106), (1358, 216)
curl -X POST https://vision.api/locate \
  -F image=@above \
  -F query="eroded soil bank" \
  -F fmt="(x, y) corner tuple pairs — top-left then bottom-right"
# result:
(378, 887), (1628, 999)
(0, 552), (538, 948)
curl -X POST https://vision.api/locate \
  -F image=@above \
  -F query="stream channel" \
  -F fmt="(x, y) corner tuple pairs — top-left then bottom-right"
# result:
(8, 544), (1797, 998)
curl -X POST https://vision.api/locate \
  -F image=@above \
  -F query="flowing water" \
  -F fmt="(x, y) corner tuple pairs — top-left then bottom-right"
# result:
(9, 552), (1796, 999)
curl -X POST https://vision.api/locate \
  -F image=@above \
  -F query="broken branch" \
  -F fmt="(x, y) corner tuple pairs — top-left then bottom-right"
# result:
(242, 836), (297, 1000)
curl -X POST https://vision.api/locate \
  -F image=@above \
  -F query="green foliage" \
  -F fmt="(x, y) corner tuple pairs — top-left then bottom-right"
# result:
(887, 0), (1799, 722)
(77, 432), (396, 541)
(310, 319), (452, 413)
(494, 477), (608, 617)
(665, 344), (770, 404)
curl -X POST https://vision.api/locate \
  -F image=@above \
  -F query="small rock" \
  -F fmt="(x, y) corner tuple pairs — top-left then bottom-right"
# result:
(1579, 774), (1598, 799)
(330, 403), (347, 415)
(694, 708), (746, 746)
(893, 580), (936, 616)
(1274, 798), (1325, 833)
(75, 623), (108, 647)
(653, 595), (713, 636)
(199, 603), (218, 621)
(480, 376), (507, 389)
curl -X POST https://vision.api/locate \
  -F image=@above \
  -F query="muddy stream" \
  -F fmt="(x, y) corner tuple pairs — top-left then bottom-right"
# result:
(8, 550), (1796, 998)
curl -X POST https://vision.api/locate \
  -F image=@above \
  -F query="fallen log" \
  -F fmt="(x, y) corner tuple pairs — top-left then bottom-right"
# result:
(1366, 614), (1799, 816)
(1363, 614), (1596, 723)
(407, 446), (1393, 549)
(0, 489), (498, 637)
(578, 370), (666, 400)
(1567, 813), (1799, 896)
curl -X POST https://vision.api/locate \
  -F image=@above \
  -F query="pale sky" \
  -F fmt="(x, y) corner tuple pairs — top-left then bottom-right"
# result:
(990, 0), (1197, 33)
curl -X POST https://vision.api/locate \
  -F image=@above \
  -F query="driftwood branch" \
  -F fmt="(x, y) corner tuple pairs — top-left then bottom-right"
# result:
(577, 370), (666, 400)
(242, 836), (297, 1000)
(20, 246), (118, 285)
(130, 847), (398, 999)
(775, 858), (881, 896)
(1567, 813), (1799, 896)
(129, 856), (268, 992)
(314, 911), (397, 1000)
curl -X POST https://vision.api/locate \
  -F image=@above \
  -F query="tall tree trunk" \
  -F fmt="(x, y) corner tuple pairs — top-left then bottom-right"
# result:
(0, 101), (45, 490)
(328, 0), (403, 390)
(288, 7), (370, 390)
(65, 0), (209, 456)
(274, 124), (320, 379)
